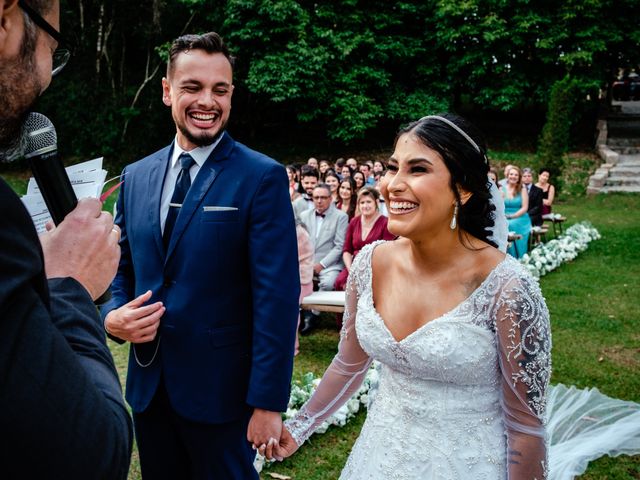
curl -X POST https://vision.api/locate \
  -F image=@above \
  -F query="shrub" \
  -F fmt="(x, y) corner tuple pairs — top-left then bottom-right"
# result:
(537, 76), (580, 192)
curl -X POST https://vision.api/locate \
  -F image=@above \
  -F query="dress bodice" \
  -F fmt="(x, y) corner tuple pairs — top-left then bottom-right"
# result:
(503, 190), (523, 214)
(353, 249), (504, 388)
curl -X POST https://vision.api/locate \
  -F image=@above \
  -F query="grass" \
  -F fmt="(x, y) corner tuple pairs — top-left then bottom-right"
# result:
(2, 153), (638, 479)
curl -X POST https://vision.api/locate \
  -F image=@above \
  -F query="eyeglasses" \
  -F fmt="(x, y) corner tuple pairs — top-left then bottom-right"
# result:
(18, 0), (70, 76)
(312, 195), (330, 200)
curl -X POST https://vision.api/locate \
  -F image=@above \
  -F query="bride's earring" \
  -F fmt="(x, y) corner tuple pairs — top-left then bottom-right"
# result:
(450, 202), (459, 230)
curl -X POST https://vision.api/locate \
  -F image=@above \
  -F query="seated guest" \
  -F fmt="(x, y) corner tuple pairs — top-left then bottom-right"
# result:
(375, 182), (389, 216)
(341, 165), (354, 179)
(334, 187), (396, 291)
(299, 184), (349, 334)
(324, 171), (341, 203)
(292, 166), (319, 219)
(536, 167), (556, 216)
(336, 177), (358, 220)
(360, 162), (375, 185)
(287, 164), (300, 201)
(498, 163), (514, 188)
(522, 168), (543, 226)
(307, 157), (319, 170)
(488, 167), (499, 185)
(501, 166), (531, 258)
(373, 161), (385, 185)
(294, 218), (314, 355)
(353, 171), (366, 190)
(373, 160), (385, 176)
(318, 159), (331, 180)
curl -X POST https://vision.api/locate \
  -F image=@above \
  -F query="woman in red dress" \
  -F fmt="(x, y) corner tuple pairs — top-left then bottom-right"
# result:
(334, 186), (396, 291)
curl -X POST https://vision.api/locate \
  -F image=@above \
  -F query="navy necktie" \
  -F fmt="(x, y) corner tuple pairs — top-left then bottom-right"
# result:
(163, 153), (195, 248)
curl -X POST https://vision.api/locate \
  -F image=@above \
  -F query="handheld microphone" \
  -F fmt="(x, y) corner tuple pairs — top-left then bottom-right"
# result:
(23, 113), (78, 225)
(22, 113), (111, 304)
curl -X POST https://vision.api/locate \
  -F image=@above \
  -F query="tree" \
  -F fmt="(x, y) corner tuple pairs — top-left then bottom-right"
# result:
(221, 0), (449, 142)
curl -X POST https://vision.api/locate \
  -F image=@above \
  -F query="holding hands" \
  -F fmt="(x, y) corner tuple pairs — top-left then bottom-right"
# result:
(247, 409), (300, 462)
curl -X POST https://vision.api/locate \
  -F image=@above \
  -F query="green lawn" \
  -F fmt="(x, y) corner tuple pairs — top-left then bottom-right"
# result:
(2, 157), (638, 479)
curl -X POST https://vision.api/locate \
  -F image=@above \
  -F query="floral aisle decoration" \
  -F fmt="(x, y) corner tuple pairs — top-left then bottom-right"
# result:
(285, 368), (380, 430)
(519, 221), (600, 278)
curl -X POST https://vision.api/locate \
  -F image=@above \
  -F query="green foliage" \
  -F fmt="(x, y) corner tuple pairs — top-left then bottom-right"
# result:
(537, 76), (580, 191)
(223, 0), (440, 141)
(31, 0), (640, 160)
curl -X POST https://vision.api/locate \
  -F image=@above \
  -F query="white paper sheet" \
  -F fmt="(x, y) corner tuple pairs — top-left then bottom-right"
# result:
(21, 157), (110, 232)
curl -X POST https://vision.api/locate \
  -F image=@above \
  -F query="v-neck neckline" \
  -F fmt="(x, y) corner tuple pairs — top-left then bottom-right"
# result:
(365, 242), (508, 344)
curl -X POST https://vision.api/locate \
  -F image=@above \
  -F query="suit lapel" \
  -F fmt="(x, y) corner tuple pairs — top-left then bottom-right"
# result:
(165, 133), (234, 261)
(148, 145), (173, 258)
(309, 212), (318, 243)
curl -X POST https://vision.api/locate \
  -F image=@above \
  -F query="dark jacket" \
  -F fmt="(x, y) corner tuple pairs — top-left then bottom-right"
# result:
(0, 178), (132, 479)
(527, 184), (544, 226)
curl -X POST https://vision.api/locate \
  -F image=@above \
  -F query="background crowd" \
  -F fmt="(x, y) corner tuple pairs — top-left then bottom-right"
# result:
(287, 155), (557, 342)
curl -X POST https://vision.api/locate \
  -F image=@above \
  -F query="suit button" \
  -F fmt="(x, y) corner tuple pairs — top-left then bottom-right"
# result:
(163, 277), (171, 288)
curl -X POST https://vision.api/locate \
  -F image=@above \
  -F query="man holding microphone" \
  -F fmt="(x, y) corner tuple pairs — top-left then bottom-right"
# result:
(0, 0), (132, 478)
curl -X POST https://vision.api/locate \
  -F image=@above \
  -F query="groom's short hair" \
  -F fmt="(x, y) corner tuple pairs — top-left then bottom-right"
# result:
(167, 32), (235, 78)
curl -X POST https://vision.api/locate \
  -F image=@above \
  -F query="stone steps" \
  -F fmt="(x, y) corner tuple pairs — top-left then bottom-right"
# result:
(617, 154), (640, 164)
(608, 138), (640, 150)
(611, 166), (640, 176)
(599, 185), (640, 193)
(605, 175), (640, 186)
(588, 101), (640, 194)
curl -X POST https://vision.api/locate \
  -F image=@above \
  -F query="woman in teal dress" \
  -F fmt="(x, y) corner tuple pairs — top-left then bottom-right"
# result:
(501, 166), (531, 258)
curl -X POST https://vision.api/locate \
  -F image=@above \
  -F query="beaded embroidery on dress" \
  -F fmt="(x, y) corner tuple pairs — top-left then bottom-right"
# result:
(286, 241), (552, 479)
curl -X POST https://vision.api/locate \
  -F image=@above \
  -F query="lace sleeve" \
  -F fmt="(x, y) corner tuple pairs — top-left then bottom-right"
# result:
(494, 266), (552, 479)
(285, 253), (372, 446)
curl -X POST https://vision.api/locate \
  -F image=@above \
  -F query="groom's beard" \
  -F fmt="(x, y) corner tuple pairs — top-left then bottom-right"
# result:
(0, 34), (42, 158)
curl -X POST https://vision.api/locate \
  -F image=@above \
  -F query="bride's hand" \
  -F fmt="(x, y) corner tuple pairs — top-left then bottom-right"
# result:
(272, 426), (300, 461)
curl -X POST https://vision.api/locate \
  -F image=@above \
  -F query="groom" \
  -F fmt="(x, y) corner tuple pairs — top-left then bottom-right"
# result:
(102, 32), (300, 478)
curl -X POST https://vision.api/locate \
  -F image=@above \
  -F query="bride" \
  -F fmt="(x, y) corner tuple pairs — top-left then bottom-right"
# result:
(270, 114), (551, 478)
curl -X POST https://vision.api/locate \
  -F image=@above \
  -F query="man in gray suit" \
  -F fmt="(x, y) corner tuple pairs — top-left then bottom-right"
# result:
(299, 184), (348, 334)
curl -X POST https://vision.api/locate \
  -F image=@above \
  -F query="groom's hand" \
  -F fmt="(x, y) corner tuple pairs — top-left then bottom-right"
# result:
(104, 290), (164, 343)
(247, 408), (282, 460)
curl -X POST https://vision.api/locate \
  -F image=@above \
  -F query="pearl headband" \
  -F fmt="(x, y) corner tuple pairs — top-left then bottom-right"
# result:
(419, 115), (488, 164)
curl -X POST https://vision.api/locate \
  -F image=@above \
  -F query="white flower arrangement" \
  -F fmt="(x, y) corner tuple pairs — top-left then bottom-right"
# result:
(283, 365), (380, 433)
(519, 221), (600, 278)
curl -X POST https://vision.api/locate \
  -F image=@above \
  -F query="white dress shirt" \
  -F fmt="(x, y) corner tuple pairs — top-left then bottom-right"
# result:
(160, 136), (222, 233)
(315, 212), (325, 239)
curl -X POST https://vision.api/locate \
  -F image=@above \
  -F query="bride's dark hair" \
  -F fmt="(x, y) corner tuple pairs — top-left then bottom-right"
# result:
(395, 113), (496, 248)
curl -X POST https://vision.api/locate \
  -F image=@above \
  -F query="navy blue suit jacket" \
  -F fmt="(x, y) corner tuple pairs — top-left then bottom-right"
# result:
(101, 132), (300, 423)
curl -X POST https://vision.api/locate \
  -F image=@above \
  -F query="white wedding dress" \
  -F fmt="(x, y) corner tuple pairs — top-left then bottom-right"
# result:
(287, 241), (551, 479)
